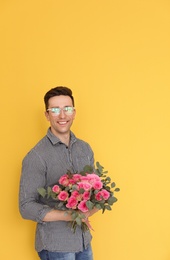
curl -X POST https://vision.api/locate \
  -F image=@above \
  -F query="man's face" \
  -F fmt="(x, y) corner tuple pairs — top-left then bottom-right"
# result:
(45, 95), (76, 138)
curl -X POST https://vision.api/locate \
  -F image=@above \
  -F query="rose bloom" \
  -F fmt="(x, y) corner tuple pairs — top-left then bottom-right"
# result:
(101, 189), (110, 200)
(59, 175), (70, 186)
(71, 190), (79, 197)
(95, 191), (103, 201)
(92, 180), (103, 190)
(83, 191), (90, 201)
(66, 196), (78, 209)
(72, 174), (82, 182)
(78, 200), (89, 212)
(87, 173), (101, 182)
(80, 176), (91, 181)
(71, 190), (82, 201)
(78, 182), (92, 191)
(58, 191), (69, 201)
(52, 185), (61, 193)
(68, 179), (75, 186)
(85, 174), (101, 186)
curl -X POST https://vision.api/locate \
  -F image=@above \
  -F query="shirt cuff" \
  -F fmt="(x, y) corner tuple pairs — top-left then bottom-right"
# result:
(36, 205), (52, 223)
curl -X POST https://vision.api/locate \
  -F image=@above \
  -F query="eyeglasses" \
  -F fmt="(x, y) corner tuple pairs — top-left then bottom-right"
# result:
(47, 106), (75, 116)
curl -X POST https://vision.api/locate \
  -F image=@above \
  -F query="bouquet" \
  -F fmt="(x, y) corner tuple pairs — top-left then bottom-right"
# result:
(38, 162), (120, 232)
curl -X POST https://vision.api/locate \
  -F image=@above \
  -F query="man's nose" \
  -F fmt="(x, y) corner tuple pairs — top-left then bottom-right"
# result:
(59, 109), (65, 118)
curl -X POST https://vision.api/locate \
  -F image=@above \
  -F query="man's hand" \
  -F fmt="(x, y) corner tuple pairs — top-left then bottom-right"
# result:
(82, 207), (99, 221)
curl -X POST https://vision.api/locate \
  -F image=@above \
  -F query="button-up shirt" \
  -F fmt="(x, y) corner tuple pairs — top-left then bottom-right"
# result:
(19, 128), (94, 252)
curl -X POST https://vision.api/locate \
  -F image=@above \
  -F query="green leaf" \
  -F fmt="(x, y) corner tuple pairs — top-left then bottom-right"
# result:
(105, 177), (111, 182)
(105, 205), (112, 210)
(47, 186), (52, 193)
(47, 187), (52, 198)
(95, 204), (102, 209)
(79, 213), (86, 220)
(96, 161), (104, 171)
(105, 186), (111, 191)
(71, 211), (78, 220)
(72, 185), (78, 191)
(37, 188), (46, 198)
(86, 200), (94, 210)
(114, 187), (120, 192)
(57, 202), (64, 208)
(79, 188), (85, 194)
(83, 165), (94, 173)
(79, 171), (86, 176)
(108, 196), (117, 205)
(95, 169), (102, 177)
(111, 182), (116, 188)
(75, 216), (82, 226)
(98, 203), (105, 209)
(51, 193), (57, 200)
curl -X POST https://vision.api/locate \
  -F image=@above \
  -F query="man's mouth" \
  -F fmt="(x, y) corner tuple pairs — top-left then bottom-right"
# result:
(58, 121), (67, 125)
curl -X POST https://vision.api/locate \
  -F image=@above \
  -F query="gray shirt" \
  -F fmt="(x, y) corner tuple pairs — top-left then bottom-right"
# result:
(19, 128), (94, 253)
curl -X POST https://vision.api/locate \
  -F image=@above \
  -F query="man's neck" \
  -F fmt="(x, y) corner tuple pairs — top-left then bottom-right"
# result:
(51, 128), (70, 146)
(60, 135), (70, 147)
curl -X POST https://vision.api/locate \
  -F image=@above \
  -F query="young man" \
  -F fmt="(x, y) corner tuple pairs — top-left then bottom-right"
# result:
(19, 86), (98, 260)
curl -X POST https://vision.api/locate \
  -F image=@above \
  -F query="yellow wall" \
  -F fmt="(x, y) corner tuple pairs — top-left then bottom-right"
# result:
(1, 0), (170, 259)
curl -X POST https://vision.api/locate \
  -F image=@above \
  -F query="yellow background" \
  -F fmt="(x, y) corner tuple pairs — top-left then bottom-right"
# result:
(1, 0), (170, 259)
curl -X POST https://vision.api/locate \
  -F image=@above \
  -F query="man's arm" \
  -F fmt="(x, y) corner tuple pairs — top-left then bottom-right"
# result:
(43, 208), (99, 222)
(19, 151), (53, 223)
(42, 209), (72, 222)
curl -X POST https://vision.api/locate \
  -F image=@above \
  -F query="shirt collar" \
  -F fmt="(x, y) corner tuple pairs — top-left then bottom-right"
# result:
(46, 128), (77, 146)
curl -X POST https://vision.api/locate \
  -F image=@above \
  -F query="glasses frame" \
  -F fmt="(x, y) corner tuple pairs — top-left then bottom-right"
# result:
(47, 106), (75, 116)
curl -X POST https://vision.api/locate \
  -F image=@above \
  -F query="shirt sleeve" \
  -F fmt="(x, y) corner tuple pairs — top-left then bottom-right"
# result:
(85, 142), (95, 170)
(19, 150), (52, 223)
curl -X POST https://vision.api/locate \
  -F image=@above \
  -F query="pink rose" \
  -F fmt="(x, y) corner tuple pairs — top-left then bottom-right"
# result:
(66, 196), (78, 209)
(87, 173), (101, 181)
(95, 191), (103, 201)
(58, 191), (69, 201)
(59, 175), (69, 186)
(92, 180), (103, 190)
(83, 191), (90, 201)
(78, 200), (89, 212)
(72, 174), (82, 182)
(101, 189), (110, 200)
(80, 176), (90, 181)
(72, 190), (82, 201)
(78, 182), (92, 191)
(72, 190), (79, 197)
(68, 179), (75, 186)
(52, 185), (60, 193)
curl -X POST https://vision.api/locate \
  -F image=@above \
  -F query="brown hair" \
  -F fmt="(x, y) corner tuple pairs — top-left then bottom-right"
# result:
(44, 86), (75, 110)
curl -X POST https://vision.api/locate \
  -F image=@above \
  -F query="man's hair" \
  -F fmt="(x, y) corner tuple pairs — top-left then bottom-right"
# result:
(44, 86), (75, 110)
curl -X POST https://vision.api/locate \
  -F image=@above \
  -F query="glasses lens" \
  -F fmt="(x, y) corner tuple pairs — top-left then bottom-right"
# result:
(51, 108), (60, 114)
(64, 106), (74, 115)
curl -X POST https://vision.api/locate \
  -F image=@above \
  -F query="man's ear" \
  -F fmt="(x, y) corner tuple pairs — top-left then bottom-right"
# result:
(73, 109), (76, 120)
(45, 111), (50, 121)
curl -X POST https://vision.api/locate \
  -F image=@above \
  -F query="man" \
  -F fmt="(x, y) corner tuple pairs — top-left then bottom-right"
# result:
(19, 86), (98, 260)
